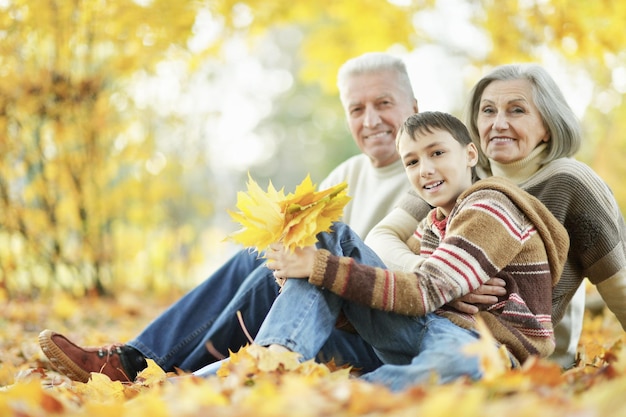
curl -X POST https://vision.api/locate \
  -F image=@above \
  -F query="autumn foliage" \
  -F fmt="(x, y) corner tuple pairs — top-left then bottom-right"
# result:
(1, 0), (626, 414)
(1, 0), (626, 298)
(227, 175), (350, 253)
(1, 291), (626, 416)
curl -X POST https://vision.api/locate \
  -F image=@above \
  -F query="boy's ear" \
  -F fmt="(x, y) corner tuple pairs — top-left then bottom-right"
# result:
(467, 143), (479, 167)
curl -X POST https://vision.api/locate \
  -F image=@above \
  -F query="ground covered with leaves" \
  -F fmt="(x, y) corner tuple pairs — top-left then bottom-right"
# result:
(1, 287), (625, 417)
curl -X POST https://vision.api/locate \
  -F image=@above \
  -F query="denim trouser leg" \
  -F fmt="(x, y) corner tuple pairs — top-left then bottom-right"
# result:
(194, 223), (387, 376)
(193, 273), (382, 377)
(357, 314), (484, 392)
(255, 221), (401, 362)
(128, 249), (267, 372)
(217, 223), (383, 372)
(255, 279), (487, 392)
(133, 222), (383, 374)
(264, 222), (384, 370)
(181, 264), (281, 365)
(255, 279), (421, 365)
(255, 279), (341, 360)
(314, 222), (387, 271)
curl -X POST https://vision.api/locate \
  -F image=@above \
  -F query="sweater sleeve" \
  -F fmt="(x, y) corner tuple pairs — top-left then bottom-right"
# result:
(309, 248), (431, 316)
(309, 191), (527, 316)
(364, 207), (423, 272)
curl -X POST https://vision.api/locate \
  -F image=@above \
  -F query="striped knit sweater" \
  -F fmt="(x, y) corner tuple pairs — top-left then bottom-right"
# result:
(310, 177), (569, 364)
(510, 158), (626, 324)
(399, 157), (626, 327)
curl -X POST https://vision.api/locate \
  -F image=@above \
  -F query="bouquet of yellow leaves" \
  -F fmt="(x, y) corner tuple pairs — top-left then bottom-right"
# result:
(227, 174), (350, 253)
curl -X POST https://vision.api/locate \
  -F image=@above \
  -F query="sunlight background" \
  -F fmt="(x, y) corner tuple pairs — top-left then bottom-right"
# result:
(139, 0), (600, 281)
(1, 0), (623, 295)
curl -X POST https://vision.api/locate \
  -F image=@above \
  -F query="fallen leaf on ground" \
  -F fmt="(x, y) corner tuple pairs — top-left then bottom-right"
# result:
(1, 290), (626, 416)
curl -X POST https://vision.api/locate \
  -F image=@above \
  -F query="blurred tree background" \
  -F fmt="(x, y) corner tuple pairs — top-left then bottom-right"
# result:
(0, 0), (624, 298)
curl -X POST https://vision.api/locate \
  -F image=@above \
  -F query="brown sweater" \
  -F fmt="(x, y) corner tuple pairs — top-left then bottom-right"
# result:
(309, 177), (569, 364)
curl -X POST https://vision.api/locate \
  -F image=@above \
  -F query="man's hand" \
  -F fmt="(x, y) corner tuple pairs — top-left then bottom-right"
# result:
(447, 278), (507, 314)
(266, 243), (317, 283)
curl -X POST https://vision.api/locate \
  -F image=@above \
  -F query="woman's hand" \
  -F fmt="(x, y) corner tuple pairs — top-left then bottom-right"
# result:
(266, 243), (317, 284)
(447, 278), (507, 314)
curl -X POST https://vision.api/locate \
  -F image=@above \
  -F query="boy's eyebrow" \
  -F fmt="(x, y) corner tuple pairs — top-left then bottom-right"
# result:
(421, 140), (448, 149)
(400, 148), (419, 160)
(401, 140), (449, 159)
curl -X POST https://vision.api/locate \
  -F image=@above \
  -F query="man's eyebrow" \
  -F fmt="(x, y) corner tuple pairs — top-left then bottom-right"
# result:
(375, 93), (393, 101)
(348, 93), (396, 109)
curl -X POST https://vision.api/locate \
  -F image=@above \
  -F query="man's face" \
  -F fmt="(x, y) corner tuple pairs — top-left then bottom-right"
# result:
(341, 71), (418, 168)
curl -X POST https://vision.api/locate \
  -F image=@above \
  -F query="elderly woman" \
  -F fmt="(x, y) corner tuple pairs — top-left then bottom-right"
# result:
(365, 63), (626, 368)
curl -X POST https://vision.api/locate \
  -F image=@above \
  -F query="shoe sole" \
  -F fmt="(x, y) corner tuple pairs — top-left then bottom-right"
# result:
(38, 329), (91, 383)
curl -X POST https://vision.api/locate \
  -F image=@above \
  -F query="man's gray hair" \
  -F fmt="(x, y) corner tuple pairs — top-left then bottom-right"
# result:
(337, 52), (415, 105)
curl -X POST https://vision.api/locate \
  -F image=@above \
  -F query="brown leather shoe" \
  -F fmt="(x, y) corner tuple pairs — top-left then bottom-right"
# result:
(39, 329), (137, 383)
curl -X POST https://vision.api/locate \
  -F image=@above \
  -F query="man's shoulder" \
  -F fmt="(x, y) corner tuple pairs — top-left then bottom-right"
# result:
(321, 154), (374, 187)
(328, 154), (371, 173)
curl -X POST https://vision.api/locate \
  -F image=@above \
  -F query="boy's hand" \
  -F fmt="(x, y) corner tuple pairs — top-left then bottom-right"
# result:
(447, 278), (507, 314)
(266, 243), (317, 282)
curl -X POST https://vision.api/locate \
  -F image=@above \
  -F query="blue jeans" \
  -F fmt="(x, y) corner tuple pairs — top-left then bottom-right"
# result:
(254, 277), (490, 392)
(128, 222), (383, 373)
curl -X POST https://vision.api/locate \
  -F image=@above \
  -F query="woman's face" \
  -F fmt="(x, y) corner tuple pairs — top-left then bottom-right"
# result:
(476, 79), (550, 164)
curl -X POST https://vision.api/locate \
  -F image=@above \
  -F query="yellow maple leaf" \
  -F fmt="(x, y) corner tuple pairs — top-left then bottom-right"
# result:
(255, 345), (303, 373)
(226, 173), (286, 251)
(2, 380), (46, 412)
(227, 174), (350, 253)
(72, 372), (126, 403)
(135, 359), (168, 386)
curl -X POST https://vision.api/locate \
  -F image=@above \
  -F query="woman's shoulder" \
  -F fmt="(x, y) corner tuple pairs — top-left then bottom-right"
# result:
(536, 158), (601, 182)
(525, 157), (620, 214)
(525, 158), (613, 193)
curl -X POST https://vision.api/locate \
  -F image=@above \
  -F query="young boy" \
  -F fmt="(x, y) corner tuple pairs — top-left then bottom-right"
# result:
(200, 112), (569, 391)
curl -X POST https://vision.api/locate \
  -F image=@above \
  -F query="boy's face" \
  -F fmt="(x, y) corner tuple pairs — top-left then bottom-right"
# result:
(341, 71), (418, 168)
(398, 129), (478, 216)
